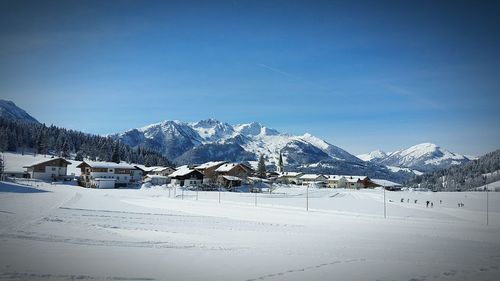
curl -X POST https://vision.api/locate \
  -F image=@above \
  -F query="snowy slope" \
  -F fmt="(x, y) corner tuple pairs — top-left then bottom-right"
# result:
(360, 143), (470, 172)
(1, 181), (500, 280)
(357, 150), (387, 162)
(0, 99), (39, 124)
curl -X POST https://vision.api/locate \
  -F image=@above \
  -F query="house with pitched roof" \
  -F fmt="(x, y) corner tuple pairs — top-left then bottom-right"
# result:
(169, 165), (204, 187)
(23, 157), (72, 181)
(77, 161), (142, 188)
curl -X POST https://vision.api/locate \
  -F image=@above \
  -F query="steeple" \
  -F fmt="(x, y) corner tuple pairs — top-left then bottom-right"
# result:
(277, 152), (284, 174)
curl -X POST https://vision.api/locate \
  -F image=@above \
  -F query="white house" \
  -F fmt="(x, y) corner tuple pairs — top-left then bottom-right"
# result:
(169, 166), (204, 187)
(144, 174), (169, 186)
(298, 174), (327, 185)
(277, 172), (304, 185)
(23, 157), (71, 181)
(77, 161), (142, 189)
(325, 175), (347, 188)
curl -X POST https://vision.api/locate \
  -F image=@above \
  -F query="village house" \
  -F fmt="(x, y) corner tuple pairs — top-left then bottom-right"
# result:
(298, 174), (327, 186)
(134, 165), (176, 177)
(325, 175), (347, 188)
(194, 161), (227, 184)
(278, 172), (304, 185)
(144, 174), (169, 186)
(77, 161), (142, 189)
(169, 166), (204, 187)
(23, 157), (71, 181)
(214, 163), (254, 188)
(343, 175), (377, 189)
(150, 166), (176, 177)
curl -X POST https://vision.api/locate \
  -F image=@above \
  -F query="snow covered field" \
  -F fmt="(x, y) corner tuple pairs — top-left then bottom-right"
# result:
(1, 181), (500, 281)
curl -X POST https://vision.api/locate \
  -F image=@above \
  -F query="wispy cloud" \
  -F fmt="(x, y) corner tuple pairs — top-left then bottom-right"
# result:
(382, 83), (441, 109)
(257, 63), (334, 92)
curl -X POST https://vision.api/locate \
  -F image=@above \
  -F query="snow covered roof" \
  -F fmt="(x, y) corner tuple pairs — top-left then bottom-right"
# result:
(23, 157), (71, 168)
(372, 179), (401, 187)
(215, 163), (239, 172)
(325, 175), (343, 180)
(145, 175), (168, 179)
(280, 172), (303, 177)
(195, 161), (227, 170)
(299, 174), (325, 180)
(169, 166), (197, 177)
(222, 175), (242, 181)
(77, 161), (136, 170)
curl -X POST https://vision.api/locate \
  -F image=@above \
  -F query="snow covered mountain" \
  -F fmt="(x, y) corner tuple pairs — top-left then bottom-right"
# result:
(114, 119), (413, 182)
(360, 143), (470, 172)
(116, 119), (379, 166)
(0, 99), (39, 124)
(357, 150), (387, 162)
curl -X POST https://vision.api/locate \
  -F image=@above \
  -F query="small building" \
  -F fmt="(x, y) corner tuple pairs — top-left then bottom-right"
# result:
(325, 175), (347, 188)
(134, 165), (176, 177)
(219, 175), (242, 188)
(169, 166), (204, 187)
(23, 157), (71, 181)
(195, 161), (227, 184)
(77, 161), (142, 188)
(342, 175), (377, 189)
(92, 178), (116, 189)
(144, 175), (169, 186)
(278, 172), (304, 185)
(298, 174), (327, 185)
(214, 163), (254, 187)
(150, 166), (176, 177)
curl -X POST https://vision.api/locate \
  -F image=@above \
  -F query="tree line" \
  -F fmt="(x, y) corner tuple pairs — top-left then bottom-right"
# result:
(406, 149), (500, 191)
(0, 117), (171, 167)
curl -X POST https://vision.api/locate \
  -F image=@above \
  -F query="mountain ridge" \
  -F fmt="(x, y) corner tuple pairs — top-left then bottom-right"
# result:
(0, 99), (39, 124)
(358, 143), (470, 172)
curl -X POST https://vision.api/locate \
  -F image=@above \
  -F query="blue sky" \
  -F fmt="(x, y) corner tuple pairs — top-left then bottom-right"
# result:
(1, 0), (499, 156)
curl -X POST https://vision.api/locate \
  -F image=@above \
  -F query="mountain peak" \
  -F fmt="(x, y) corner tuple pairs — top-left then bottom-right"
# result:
(357, 149), (387, 161)
(363, 143), (469, 172)
(235, 122), (280, 136)
(0, 99), (39, 124)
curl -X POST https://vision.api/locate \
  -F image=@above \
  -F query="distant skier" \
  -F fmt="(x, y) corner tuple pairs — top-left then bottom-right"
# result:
(414, 199), (418, 204)
(440, 200), (442, 204)
(401, 198), (404, 203)
(426, 201), (430, 208)
(431, 202), (434, 208)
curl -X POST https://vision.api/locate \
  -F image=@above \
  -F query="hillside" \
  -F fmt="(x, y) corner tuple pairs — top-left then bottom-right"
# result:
(407, 149), (500, 191)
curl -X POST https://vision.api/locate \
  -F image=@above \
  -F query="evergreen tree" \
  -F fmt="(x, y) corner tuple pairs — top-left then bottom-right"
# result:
(111, 141), (120, 163)
(75, 150), (84, 161)
(257, 154), (267, 178)
(61, 140), (70, 158)
(0, 153), (4, 180)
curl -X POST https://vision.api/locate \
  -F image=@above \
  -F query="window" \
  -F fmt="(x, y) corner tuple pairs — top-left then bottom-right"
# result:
(109, 169), (113, 172)
(52, 167), (56, 171)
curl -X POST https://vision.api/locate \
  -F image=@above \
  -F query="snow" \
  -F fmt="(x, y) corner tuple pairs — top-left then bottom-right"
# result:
(169, 166), (196, 177)
(386, 165), (424, 175)
(3, 152), (82, 176)
(214, 163), (239, 172)
(475, 180), (500, 191)
(195, 161), (227, 170)
(371, 179), (401, 187)
(79, 160), (136, 169)
(356, 149), (387, 161)
(1, 180), (500, 281)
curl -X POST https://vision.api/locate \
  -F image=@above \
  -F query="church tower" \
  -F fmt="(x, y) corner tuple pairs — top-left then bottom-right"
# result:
(277, 152), (284, 174)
